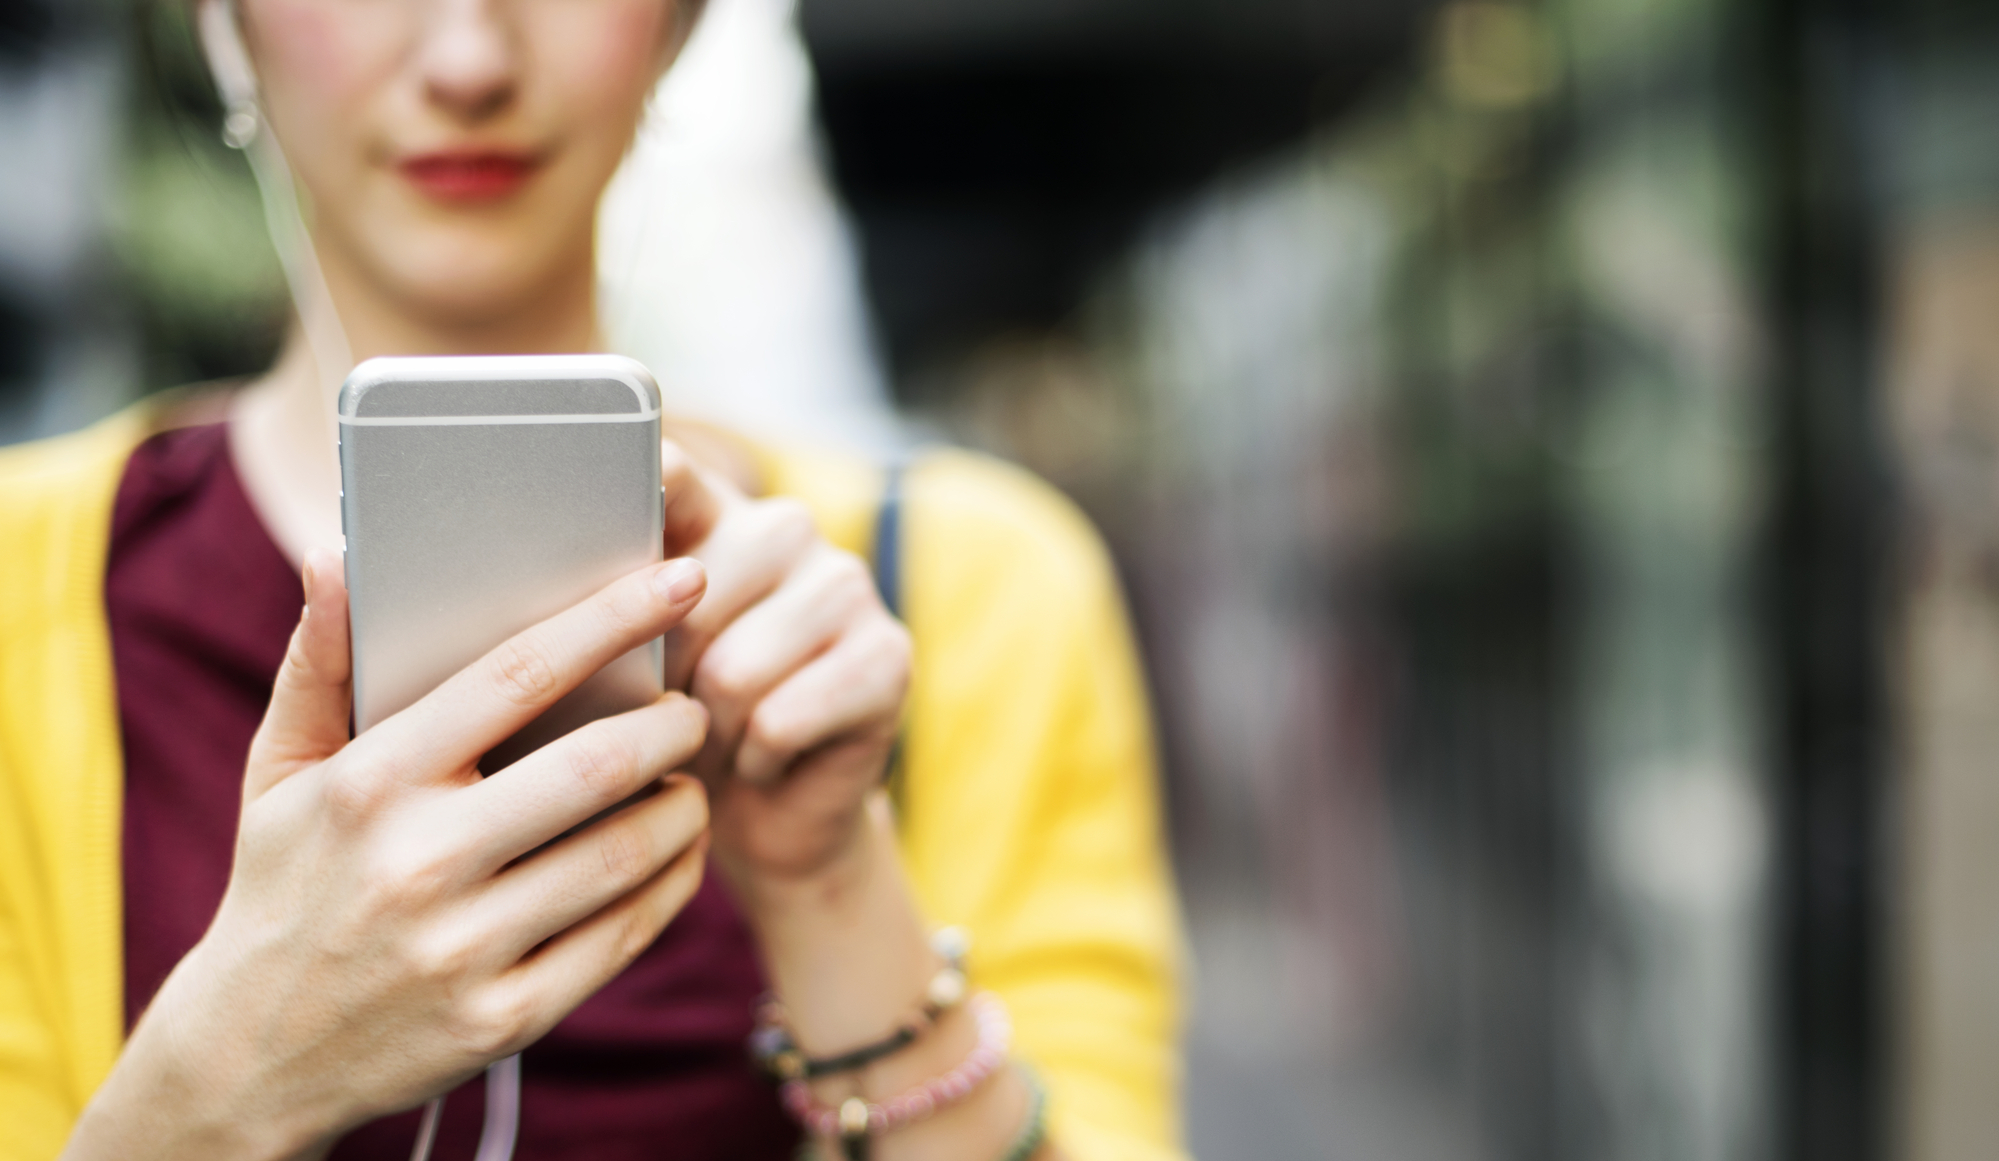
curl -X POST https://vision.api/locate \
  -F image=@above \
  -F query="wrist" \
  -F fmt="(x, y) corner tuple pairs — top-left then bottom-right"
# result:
(730, 792), (890, 925)
(70, 949), (331, 1161)
(738, 798), (939, 1056)
(71, 1045), (319, 1161)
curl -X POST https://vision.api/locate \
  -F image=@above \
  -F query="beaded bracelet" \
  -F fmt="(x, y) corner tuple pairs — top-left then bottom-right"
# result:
(781, 990), (1012, 1161)
(997, 1064), (1049, 1161)
(753, 927), (970, 1082)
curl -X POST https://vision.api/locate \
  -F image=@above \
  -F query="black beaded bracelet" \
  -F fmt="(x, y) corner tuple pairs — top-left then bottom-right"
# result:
(752, 927), (971, 1082)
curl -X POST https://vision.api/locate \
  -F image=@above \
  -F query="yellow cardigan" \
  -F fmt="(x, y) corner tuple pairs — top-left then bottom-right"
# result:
(0, 404), (1186, 1160)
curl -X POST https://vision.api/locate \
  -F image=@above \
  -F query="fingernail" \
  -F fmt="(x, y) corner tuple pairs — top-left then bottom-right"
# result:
(654, 558), (705, 605)
(301, 558), (316, 598)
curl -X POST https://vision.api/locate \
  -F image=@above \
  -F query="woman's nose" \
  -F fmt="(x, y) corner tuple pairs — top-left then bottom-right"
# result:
(416, 0), (518, 123)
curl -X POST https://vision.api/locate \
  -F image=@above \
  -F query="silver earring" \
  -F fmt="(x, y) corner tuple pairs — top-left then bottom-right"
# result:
(222, 99), (259, 149)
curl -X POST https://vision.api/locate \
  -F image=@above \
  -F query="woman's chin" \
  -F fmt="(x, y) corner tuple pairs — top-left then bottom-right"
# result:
(366, 249), (580, 339)
(327, 197), (575, 311)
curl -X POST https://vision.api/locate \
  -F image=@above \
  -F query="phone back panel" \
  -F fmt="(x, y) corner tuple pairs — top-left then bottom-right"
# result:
(338, 355), (664, 770)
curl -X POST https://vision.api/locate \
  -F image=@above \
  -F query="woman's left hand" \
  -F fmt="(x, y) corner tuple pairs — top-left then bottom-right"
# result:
(656, 443), (912, 889)
(654, 442), (1051, 1161)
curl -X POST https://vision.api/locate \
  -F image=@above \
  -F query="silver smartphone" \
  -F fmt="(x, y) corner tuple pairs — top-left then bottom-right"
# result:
(338, 355), (665, 771)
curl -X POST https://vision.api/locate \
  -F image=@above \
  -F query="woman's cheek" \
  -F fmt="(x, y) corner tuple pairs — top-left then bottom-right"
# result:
(247, 0), (397, 112)
(541, 0), (676, 123)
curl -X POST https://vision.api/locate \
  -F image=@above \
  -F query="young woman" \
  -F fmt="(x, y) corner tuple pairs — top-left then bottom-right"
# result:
(0, 0), (1183, 1159)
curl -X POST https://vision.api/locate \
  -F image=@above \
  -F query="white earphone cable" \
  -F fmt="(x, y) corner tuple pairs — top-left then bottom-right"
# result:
(238, 116), (353, 420)
(195, 0), (351, 418)
(404, 1052), (521, 1161)
(195, 6), (519, 1161)
(407, 1098), (442, 1161)
(475, 1053), (524, 1161)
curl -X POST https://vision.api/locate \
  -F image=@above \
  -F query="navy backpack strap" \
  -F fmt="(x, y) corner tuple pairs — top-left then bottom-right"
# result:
(871, 459), (908, 812)
(871, 459), (905, 619)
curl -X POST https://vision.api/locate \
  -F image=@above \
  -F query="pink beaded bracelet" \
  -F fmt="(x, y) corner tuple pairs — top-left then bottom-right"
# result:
(780, 990), (1011, 1149)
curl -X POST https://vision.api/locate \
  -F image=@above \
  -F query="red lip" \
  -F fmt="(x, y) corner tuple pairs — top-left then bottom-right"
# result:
(399, 151), (539, 202)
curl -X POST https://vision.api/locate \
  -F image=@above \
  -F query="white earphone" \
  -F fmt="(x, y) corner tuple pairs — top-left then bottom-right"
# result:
(193, 0), (260, 146)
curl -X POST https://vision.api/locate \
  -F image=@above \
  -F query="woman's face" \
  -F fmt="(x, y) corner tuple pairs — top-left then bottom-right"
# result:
(231, 0), (685, 327)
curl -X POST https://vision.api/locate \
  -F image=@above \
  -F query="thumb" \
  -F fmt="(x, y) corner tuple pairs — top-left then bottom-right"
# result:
(661, 438), (731, 557)
(245, 547), (353, 798)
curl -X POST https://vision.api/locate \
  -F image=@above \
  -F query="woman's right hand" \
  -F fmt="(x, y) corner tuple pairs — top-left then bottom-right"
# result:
(63, 550), (716, 1161)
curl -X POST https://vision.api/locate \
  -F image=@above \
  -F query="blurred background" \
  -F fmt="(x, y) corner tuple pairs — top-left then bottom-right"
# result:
(4, 0), (1997, 1157)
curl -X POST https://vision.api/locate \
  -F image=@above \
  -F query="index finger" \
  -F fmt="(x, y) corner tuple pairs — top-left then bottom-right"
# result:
(356, 557), (709, 779)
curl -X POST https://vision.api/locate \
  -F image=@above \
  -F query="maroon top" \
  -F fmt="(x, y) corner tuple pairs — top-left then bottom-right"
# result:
(107, 422), (797, 1161)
